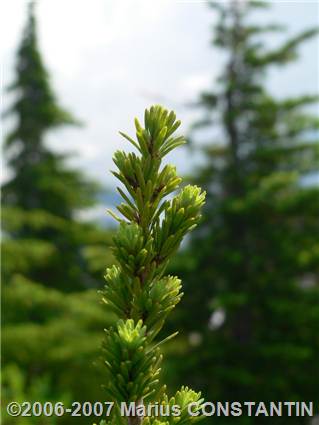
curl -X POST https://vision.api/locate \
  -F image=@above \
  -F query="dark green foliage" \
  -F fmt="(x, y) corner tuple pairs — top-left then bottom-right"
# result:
(2, 276), (114, 425)
(2, 206), (114, 291)
(169, 2), (319, 424)
(99, 106), (206, 424)
(2, 3), (111, 291)
(2, 3), (95, 218)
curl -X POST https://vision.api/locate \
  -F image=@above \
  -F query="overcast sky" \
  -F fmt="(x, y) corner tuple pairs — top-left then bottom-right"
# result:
(2, 0), (319, 193)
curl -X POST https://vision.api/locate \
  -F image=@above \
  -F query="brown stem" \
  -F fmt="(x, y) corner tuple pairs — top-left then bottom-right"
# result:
(127, 400), (143, 425)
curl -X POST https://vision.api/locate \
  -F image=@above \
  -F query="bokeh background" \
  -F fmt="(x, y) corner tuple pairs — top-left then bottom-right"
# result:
(1, 1), (319, 424)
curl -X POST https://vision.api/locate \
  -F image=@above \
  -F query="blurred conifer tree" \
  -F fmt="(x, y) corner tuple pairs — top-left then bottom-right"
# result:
(170, 2), (319, 422)
(2, 2), (113, 291)
(1, 4), (114, 421)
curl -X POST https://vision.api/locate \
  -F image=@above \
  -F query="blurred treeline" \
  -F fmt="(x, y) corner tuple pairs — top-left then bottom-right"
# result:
(2, 2), (319, 425)
(1, 3), (115, 424)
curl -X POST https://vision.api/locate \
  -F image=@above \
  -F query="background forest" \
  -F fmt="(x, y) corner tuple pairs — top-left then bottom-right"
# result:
(1, 1), (319, 425)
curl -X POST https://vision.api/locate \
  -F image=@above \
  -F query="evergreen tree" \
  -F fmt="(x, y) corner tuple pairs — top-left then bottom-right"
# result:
(2, 2), (111, 291)
(171, 2), (319, 423)
(3, 2), (94, 219)
(97, 105), (206, 425)
(2, 5), (114, 421)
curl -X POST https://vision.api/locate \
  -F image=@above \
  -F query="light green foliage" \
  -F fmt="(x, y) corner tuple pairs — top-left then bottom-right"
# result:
(100, 106), (206, 424)
(141, 387), (204, 425)
(103, 320), (162, 402)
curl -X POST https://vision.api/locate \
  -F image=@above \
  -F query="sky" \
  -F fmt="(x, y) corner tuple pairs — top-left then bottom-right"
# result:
(1, 0), (319, 197)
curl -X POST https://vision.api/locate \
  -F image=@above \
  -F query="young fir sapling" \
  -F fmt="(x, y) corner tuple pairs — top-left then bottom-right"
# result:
(97, 106), (206, 425)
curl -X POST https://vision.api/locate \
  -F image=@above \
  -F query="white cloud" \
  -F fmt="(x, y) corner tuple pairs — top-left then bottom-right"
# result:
(178, 73), (213, 98)
(2, 0), (318, 189)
